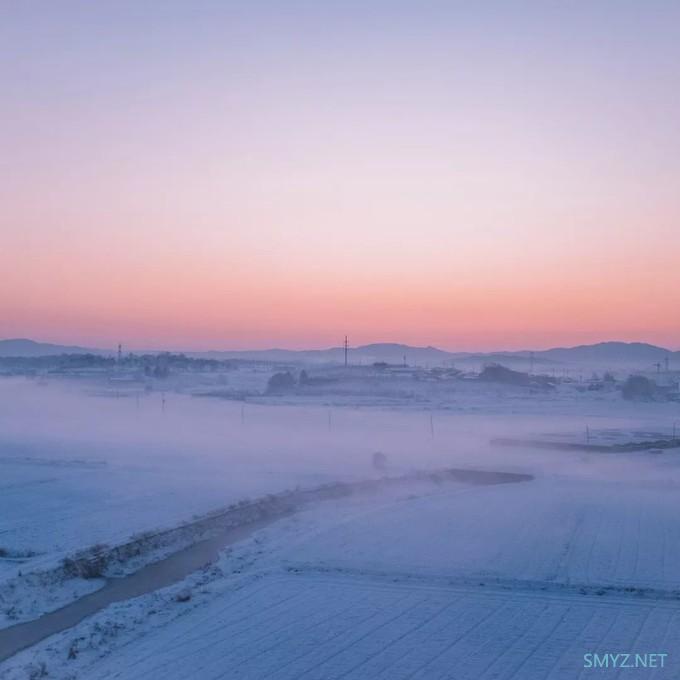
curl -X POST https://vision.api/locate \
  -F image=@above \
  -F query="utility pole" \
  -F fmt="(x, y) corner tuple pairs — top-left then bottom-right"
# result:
(344, 336), (349, 368)
(117, 343), (122, 364)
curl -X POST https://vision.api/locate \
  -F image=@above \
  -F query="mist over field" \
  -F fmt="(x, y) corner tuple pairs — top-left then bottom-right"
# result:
(2, 347), (680, 677)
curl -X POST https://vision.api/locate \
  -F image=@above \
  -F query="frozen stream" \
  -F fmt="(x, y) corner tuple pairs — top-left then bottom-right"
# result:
(0, 515), (280, 663)
(0, 467), (531, 663)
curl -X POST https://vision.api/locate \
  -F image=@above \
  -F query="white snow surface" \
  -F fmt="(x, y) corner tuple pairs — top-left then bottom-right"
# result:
(4, 467), (680, 679)
(2, 375), (680, 678)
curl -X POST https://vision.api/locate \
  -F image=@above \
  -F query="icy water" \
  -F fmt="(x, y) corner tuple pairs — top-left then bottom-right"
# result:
(0, 516), (280, 662)
(0, 468), (531, 662)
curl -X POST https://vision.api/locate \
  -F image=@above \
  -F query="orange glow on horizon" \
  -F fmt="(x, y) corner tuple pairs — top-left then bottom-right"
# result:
(2, 2), (679, 351)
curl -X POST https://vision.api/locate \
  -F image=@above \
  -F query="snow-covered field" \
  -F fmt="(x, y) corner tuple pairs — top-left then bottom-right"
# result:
(77, 574), (680, 680)
(278, 477), (680, 591)
(2, 373), (680, 678)
(4, 474), (680, 679)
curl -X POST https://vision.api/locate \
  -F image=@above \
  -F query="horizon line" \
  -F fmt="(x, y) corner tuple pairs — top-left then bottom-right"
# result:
(2, 337), (678, 355)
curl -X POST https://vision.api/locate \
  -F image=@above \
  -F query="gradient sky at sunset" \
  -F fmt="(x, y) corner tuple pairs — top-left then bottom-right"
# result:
(2, 1), (679, 351)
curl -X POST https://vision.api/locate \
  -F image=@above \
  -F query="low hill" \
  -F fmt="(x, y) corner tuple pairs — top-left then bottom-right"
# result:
(0, 338), (108, 357)
(538, 341), (671, 364)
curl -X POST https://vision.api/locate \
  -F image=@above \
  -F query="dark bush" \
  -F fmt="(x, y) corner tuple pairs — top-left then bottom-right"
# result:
(479, 364), (531, 386)
(622, 375), (658, 401)
(267, 371), (296, 393)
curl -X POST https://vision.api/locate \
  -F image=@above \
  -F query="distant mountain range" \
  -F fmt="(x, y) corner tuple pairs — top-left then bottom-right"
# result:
(0, 338), (677, 371)
(0, 338), (110, 357)
(193, 341), (679, 370)
(193, 343), (455, 366)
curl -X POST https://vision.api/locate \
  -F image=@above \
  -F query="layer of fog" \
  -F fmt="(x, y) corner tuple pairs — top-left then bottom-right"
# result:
(2, 376), (677, 486)
(2, 371), (680, 628)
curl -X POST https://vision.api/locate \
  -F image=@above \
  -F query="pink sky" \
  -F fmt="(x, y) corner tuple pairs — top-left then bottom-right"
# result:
(2, 2), (679, 351)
